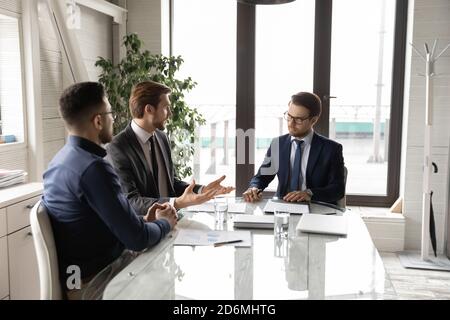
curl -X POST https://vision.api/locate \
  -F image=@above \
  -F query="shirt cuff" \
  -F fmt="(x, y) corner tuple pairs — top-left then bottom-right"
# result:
(169, 197), (176, 207)
(154, 218), (171, 235)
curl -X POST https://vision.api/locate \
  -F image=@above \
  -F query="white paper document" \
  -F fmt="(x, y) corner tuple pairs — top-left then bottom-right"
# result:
(0, 169), (27, 188)
(174, 229), (252, 247)
(184, 201), (247, 214)
(263, 200), (309, 214)
(233, 214), (274, 229)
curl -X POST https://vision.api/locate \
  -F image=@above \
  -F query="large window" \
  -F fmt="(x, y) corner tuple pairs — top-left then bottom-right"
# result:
(329, 0), (396, 196)
(172, 0), (407, 206)
(172, 0), (237, 188)
(255, 0), (315, 191)
(0, 13), (25, 146)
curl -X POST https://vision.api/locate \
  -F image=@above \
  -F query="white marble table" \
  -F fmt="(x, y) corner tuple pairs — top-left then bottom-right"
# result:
(100, 199), (392, 300)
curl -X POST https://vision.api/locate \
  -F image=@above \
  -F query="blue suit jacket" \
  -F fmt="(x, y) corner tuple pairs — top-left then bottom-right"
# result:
(249, 132), (345, 204)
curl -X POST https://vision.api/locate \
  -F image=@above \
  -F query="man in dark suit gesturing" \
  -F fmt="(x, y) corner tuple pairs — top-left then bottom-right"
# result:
(243, 92), (345, 205)
(107, 81), (234, 216)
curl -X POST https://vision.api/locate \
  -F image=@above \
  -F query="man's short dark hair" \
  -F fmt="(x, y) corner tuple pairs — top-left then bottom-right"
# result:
(129, 81), (172, 119)
(290, 92), (322, 118)
(59, 82), (106, 127)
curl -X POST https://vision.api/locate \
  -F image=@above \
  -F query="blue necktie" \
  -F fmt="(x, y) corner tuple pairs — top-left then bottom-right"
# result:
(289, 140), (304, 192)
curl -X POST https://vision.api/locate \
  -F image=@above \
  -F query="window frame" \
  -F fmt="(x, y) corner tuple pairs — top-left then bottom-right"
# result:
(170, 0), (408, 207)
(0, 8), (28, 152)
(313, 0), (408, 207)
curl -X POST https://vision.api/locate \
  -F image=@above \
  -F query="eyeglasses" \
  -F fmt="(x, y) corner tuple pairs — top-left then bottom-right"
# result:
(283, 111), (311, 124)
(98, 111), (117, 121)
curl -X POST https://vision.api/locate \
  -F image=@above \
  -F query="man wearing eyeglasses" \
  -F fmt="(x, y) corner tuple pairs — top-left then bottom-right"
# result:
(42, 82), (178, 299)
(243, 92), (345, 205)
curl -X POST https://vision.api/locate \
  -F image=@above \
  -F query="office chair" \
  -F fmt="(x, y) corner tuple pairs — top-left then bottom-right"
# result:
(336, 166), (348, 209)
(30, 200), (63, 300)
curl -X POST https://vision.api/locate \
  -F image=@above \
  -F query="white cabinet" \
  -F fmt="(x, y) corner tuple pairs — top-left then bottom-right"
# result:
(0, 236), (8, 299)
(7, 196), (42, 234)
(0, 208), (6, 238)
(0, 183), (43, 300)
(0, 208), (8, 300)
(8, 226), (40, 300)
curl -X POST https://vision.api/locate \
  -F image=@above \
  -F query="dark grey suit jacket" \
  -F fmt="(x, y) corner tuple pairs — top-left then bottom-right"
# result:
(107, 123), (202, 215)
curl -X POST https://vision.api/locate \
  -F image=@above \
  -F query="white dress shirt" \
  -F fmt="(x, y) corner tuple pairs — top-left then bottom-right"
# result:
(131, 120), (153, 172)
(131, 120), (175, 204)
(289, 130), (314, 191)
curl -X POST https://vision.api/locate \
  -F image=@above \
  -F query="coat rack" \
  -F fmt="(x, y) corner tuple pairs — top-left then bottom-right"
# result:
(398, 39), (450, 271)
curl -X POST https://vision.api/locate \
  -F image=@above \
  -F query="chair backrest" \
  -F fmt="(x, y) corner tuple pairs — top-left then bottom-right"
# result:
(336, 166), (348, 208)
(30, 200), (63, 300)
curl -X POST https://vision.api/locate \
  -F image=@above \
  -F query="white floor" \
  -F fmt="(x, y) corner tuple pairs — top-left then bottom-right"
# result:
(380, 252), (450, 300)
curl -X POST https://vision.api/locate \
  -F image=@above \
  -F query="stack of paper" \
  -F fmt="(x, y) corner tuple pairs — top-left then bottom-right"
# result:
(233, 214), (274, 229)
(0, 169), (27, 188)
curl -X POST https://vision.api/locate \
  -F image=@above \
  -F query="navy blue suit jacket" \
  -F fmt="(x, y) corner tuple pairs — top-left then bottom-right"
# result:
(249, 132), (345, 204)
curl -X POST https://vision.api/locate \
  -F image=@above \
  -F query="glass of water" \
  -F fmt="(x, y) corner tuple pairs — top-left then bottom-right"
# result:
(214, 196), (228, 224)
(274, 211), (290, 238)
(274, 236), (289, 258)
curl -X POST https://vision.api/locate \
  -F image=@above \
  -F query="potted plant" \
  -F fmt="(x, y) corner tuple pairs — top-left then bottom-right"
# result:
(95, 33), (205, 178)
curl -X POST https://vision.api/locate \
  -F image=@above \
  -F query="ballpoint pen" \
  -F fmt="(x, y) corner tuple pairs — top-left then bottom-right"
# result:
(213, 239), (243, 247)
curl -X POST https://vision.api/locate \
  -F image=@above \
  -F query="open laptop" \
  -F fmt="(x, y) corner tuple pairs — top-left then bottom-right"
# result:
(296, 214), (348, 236)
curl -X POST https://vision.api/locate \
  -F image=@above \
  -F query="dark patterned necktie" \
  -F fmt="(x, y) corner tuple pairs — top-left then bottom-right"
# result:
(289, 140), (304, 192)
(149, 135), (159, 185)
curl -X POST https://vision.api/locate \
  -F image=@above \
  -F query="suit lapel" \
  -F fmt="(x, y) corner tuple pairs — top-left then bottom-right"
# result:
(124, 124), (156, 185)
(154, 131), (174, 191)
(277, 135), (293, 196)
(306, 133), (324, 185)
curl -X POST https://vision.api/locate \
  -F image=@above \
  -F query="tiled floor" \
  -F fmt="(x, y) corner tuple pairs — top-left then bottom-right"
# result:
(380, 252), (450, 299)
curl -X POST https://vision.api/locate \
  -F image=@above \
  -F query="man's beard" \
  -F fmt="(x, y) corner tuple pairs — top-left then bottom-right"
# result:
(99, 128), (112, 144)
(155, 119), (166, 131)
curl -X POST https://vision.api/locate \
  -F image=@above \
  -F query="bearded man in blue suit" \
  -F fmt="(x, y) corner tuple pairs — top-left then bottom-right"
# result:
(243, 92), (345, 205)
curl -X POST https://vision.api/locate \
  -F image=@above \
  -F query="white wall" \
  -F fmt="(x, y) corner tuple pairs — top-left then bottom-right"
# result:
(37, 0), (113, 168)
(75, 4), (113, 81)
(38, 0), (65, 167)
(126, 0), (170, 55)
(0, 0), (20, 14)
(402, 0), (450, 253)
(0, 0), (114, 175)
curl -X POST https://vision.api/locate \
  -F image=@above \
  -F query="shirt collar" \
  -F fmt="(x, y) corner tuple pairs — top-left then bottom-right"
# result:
(131, 120), (154, 144)
(290, 129), (314, 146)
(68, 135), (107, 158)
